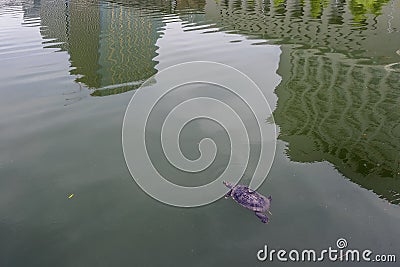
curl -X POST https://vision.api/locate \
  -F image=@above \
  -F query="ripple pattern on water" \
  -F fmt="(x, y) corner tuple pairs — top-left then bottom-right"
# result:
(2, 0), (400, 205)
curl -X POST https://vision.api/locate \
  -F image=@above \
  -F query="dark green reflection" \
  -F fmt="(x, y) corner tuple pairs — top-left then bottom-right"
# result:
(273, 0), (287, 16)
(309, 0), (329, 18)
(68, 0), (102, 88)
(290, 0), (305, 18)
(349, 0), (390, 25)
(273, 47), (400, 204)
(328, 0), (345, 25)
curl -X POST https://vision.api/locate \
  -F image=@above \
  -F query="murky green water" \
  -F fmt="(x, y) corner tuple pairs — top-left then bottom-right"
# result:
(1, 0), (400, 266)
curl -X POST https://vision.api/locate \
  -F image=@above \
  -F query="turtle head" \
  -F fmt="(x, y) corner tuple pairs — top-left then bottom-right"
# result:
(223, 181), (233, 199)
(223, 181), (233, 189)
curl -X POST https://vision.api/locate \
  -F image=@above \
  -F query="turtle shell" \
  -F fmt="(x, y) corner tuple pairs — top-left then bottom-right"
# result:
(231, 185), (270, 212)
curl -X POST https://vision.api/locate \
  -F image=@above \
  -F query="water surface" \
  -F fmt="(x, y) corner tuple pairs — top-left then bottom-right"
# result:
(1, 0), (400, 266)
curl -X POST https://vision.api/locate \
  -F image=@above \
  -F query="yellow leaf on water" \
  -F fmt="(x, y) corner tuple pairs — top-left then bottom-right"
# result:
(68, 194), (74, 199)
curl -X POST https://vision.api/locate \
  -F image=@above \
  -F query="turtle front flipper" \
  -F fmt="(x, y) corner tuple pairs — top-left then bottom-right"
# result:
(225, 189), (232, 198)
(223, 181), (233, 198)
(255, 212), (269, 223)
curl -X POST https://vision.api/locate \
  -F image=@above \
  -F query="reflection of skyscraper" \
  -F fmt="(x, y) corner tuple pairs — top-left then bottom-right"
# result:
(96, 3), (164, 92)
(22, 0), (41, 19)
(68, 0), (102, 88)
(26, 0), (168, 95)
(205, 0), (400, 64)
(202, 0), (400, 204)
(28, 0), (102, 87)
(24, 0), (213, 96)
(273, 46), (400, 204)
(37, 0), (69, 52)
(175, 0), (206, 11)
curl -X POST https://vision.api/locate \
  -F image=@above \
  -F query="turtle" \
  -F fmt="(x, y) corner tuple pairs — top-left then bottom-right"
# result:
(223, 181), (272, 223)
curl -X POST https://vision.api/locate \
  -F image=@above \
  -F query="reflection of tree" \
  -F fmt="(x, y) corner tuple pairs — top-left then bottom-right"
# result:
(310, 0), (329, 18)
(273, 47), (400, 204)
(273, 0), (286, 16)
(349, 0), (390, 24)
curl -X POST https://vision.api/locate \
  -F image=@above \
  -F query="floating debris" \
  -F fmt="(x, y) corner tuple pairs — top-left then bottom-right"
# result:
(68, 194), (75, 199)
